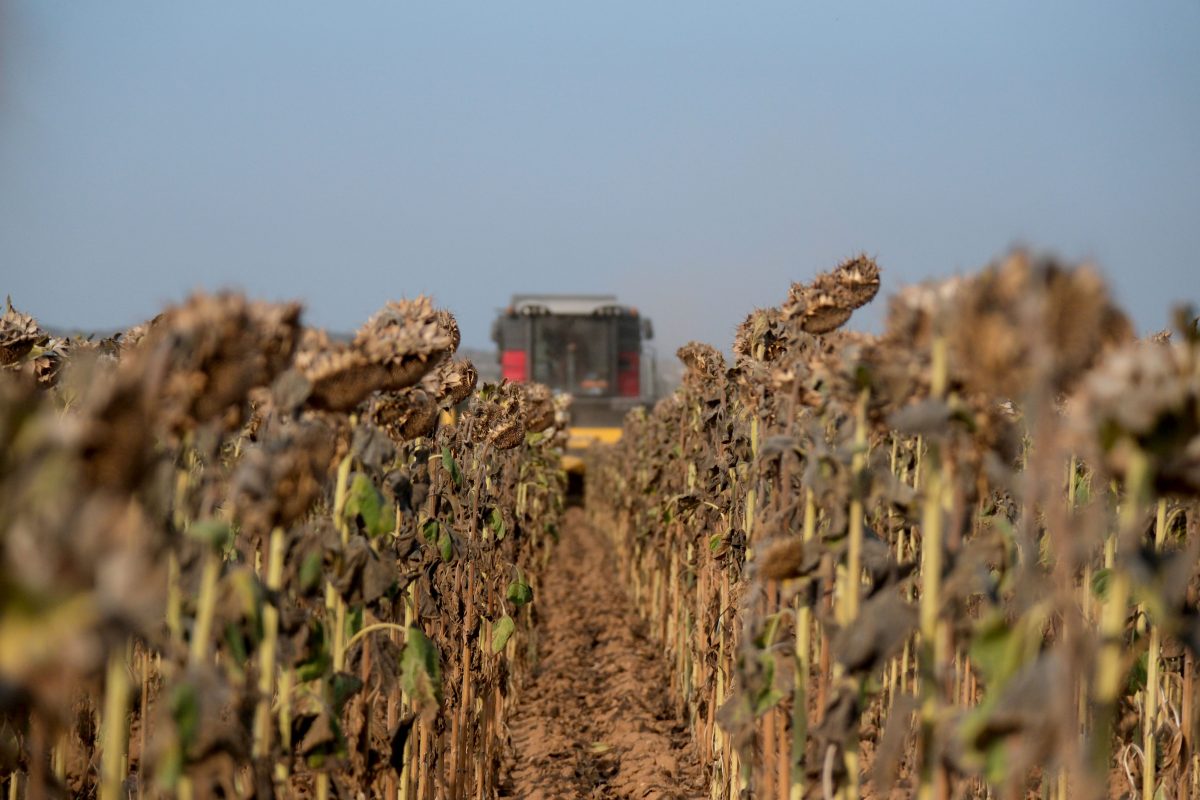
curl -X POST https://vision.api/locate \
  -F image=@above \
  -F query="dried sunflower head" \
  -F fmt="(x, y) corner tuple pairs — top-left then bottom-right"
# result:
(299, 298), (454, 412)
(733, 307), (789, 364)
(435, 309), (461, 353)
(552, 391), (573, 429)
(0, 297), (47, 367)
(1042, 261), (1133, 369)
(419, 358), (478, 409)
(353, 297), (453, 370)
(731, 358), (772, 418)
(946, 252), (1131, 399)
(295, 329), (373, 412)
(849, 336), (927, 423)
(1070, 338), (1200, 493)
(133, 292), (303, 437)
(520, 382), (556, 434)
(832, 254), (882, 308)
(784, 285), (851, 335)
(369, 387), (440, 444)
(467, 381), (527, 450)
(677, 342), (727, 386)
(116, 314), (163, 352)
(233, 418), (338, 537)
(69, 357), (158, 494)
(783, 255), (882, 335)
(756, 536), (807, 581)
(34, 337), (83, 387)
(487, 417), (525, 450)
(239, 385), (273, 441)
(883, 277), (963, 349)
(3, 335), (76, 388)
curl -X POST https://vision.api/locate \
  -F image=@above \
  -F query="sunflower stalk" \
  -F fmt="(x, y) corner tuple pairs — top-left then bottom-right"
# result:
(918, 336), (947, 800)
(331, 454), (354, 674)
(100, 648), (131, 800)
(189, 547), (222, 666)
(253, 526), (285, 761)
(790, 487), (816, 800)
(1092, 446), (1149, 781)
(1142, 498), (1168, 800)
(840, 385), (869, 799)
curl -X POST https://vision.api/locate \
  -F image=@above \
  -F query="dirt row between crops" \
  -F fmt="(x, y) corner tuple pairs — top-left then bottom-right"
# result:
(500, 507), (708, 800)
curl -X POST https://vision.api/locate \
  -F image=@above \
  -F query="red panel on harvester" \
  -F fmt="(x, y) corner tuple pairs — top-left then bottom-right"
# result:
(617, 352), (639, 397)
(501, 350), (528, 382)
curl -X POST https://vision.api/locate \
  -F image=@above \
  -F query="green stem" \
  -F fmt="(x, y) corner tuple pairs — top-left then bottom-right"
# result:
(189, 549), (220, 665)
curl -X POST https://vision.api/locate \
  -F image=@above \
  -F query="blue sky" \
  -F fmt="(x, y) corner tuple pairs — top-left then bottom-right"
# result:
(2, 2), (1197, 358)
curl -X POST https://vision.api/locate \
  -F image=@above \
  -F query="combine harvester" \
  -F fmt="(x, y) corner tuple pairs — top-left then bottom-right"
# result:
(491, 294), (657, 485)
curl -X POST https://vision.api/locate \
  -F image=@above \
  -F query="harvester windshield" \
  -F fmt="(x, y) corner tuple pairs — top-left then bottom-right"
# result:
(530, 315), (614, 396)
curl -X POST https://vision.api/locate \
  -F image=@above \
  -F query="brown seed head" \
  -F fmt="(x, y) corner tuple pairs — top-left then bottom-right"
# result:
(467, 381), (529, 450)
(420, 358), (478, 409)
(947, 252), (1131, 398)
(435, 309), (461, 353)
(520, 382), (556, 434)
(782, 255), (882, 335)
(677, 342), (727, 385)
(130, 292), (304, 436)
(733, 307), (789, 364)
(833, 254), (882, 309)
(354, 297), (453, 367)
(0, 297), (46, 366)
(233, 418), (338, 536)
(757, 537), (806, 581)
(883, 277), (963, 348)
(293, 298), (455, 412)
(1070, 338), (1200, 492)
(370, 387), (440, 443)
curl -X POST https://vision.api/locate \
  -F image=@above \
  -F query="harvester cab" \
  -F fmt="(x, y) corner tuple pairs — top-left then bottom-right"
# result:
(491, 294), (656, 479)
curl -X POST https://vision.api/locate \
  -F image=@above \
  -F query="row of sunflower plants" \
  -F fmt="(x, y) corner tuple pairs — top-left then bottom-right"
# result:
(0, 293), (565, 798)
(588, 253), (1200, 799)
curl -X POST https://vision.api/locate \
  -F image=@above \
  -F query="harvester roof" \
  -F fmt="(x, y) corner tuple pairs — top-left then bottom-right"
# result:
(507, 294), (631, 316)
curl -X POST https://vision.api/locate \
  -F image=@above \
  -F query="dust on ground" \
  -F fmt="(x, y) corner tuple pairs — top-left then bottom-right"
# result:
(500, 508), (707, 800)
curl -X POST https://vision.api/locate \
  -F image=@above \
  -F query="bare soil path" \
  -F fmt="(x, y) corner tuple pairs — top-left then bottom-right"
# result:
(500, 508), (708, 800)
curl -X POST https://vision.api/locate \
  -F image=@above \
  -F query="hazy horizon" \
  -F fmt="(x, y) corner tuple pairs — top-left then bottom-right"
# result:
(3, 2), (1198, 357)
